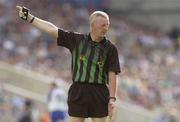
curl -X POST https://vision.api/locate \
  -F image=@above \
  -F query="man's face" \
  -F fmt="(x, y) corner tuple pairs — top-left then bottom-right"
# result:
(91, 16), (110, 39)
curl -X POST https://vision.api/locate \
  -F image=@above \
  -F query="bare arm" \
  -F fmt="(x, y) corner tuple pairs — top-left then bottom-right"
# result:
(16, 6), (58, 38)
(108, 72), (117, 99)
(108, 71), (117, 119)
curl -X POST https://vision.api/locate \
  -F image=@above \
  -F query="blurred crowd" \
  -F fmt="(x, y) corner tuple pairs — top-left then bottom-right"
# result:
(0, 79), (67, 122)
(0, 80), (47, 122)
(0, 0), (179, 122)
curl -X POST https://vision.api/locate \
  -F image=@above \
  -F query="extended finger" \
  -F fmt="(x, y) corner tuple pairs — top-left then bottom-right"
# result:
(108, 111), (112, 119)
(16, 5), (22, 10)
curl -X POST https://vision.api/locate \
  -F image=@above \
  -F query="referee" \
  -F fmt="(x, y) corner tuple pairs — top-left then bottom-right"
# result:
(16, 5), (120, 122)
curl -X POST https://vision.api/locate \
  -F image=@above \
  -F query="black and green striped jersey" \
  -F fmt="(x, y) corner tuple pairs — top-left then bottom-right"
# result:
(57, 28), (120, 84)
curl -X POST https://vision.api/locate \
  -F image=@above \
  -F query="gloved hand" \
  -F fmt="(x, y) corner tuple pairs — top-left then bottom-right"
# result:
(16, 6), (30, 21)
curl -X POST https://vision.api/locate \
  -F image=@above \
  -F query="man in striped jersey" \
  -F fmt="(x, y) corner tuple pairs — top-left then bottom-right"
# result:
(17, 6), (120, 122)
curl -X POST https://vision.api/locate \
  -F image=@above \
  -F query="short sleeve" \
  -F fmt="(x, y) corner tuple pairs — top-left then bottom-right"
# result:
(107, 45), (121, 74)
(57, 28), (84, 52)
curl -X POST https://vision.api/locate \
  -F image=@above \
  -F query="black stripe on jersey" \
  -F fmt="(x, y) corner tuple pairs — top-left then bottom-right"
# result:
(93, 44), (104, 84)
(101, 42), (110, 84)
(94, 42), (110, 84)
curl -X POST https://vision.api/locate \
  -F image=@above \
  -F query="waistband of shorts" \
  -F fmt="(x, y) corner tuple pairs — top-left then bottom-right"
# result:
(73, 81), (106, 86)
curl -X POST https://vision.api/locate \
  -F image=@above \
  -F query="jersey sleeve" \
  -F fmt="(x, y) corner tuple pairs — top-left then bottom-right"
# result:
(107, 45), (121, 74)
(57, 28), (84, 52)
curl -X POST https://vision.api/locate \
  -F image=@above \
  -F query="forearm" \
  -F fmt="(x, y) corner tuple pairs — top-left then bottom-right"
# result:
(16, 6), (58, 38)
(108, 72), (117, 98)
(28, 14), (58, 38)
(108, 72), (117, 119)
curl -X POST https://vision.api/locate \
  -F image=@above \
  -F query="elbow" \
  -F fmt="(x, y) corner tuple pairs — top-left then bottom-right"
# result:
(48, 23), (58, 38)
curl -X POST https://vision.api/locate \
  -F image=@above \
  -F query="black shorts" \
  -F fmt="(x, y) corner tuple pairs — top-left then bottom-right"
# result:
(67, 82), (109, 118)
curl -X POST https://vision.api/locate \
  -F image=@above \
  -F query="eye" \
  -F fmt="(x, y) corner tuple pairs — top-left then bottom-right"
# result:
(101, 24), (106, 27)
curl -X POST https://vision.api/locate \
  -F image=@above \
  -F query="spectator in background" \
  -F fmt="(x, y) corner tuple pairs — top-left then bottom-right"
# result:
(11, 95), (24, 119)
(47, 82), (67, 122)
(40, 111), (50, 122)
(168, 27), (180, 51)
(18, 98), (33, 122)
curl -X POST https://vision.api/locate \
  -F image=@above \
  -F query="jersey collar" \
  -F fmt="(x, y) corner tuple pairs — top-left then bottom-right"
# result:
(88, 33), (107, 45)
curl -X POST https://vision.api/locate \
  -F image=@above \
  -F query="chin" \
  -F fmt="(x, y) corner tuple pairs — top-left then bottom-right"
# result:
(102, 34), (106, 37)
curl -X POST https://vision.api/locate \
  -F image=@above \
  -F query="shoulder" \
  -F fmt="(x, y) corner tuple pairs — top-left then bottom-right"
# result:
(74, 32), (87, 41)
(105, 40), (117, 50)
(58, 28), (85, 38)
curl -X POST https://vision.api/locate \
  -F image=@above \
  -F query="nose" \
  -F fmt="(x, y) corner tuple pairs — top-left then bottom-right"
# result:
(104, 24), (109, 31)
(105, 26), (108, 31)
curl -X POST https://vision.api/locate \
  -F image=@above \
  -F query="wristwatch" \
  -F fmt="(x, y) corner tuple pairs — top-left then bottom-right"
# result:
(109, 96), (116, 101)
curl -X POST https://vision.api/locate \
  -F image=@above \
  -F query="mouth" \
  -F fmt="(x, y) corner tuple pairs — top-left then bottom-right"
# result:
(102, 31), (106, 34)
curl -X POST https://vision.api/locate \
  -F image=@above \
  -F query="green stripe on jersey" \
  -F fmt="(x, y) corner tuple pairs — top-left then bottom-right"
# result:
(89, 47), (100, 83)
(74, 42), (83, 81)
(72, 48), (76, 71)
(80, 45), (91, 81)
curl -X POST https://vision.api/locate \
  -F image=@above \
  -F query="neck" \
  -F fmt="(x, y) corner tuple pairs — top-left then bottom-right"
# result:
(90, 32), (103, 42)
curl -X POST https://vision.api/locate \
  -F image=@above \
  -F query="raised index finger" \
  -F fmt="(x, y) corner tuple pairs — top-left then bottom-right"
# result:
(16, 5), (22, 10)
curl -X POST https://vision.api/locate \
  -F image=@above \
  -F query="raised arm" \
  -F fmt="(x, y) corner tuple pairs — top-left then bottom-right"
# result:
(16, 5), (58, 38)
